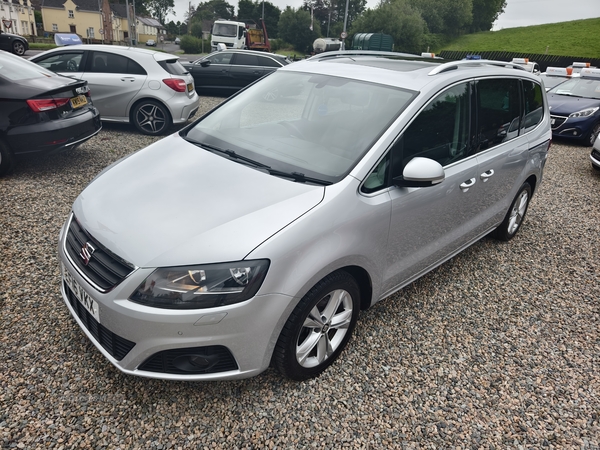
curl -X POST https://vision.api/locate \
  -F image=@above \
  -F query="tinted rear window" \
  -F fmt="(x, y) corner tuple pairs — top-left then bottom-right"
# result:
(158, 59), (189, 75)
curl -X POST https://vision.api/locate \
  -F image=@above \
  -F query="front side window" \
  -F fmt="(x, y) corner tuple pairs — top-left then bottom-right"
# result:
(34, 51), (84, 72)
(399, 82), (471, 171)
(476, 78), (521, 150)
(183, 71), (416, 184)
(204, 52), (233, 65)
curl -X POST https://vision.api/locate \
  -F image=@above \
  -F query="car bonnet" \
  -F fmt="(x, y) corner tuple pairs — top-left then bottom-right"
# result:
(548, 94), (600, 115)
(72, 134), (325, 268)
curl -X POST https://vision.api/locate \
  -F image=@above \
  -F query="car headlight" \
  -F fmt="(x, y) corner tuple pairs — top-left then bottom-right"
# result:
(569, 107), (599, 118)
(129, 260), (270, 309)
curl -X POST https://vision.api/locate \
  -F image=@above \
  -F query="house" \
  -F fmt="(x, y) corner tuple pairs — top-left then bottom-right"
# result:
(1, 0), (37, 36)
(40, 0), (161, 44)
(136, 16), (163, 45)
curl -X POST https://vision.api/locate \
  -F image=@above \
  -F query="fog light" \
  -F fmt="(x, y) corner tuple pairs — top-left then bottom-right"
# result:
(172, 354), (219, 372)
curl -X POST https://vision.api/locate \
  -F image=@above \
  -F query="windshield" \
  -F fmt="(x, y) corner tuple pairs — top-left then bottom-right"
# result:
(212, 23), (237, 37)
(183, 71), (416, 183)
(550, 78), (600, 100)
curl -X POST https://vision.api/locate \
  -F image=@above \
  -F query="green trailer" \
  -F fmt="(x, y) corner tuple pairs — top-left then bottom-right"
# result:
(351, 33), (394, 52)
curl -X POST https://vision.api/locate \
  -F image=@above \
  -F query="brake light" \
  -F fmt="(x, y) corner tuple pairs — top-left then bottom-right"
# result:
(163, 78), (187, 92)
(26, 98), (70, 112)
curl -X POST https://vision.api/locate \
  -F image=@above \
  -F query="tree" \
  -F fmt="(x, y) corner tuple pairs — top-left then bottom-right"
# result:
(350, 0), (426, 53)
(334, 0), (366, 31)
(192, 0), (235, 21)
(470, 0), (506, 32)
(236, 0), (282, 39)
(278, 6), (320, 53)
(146, 0), (175, 24)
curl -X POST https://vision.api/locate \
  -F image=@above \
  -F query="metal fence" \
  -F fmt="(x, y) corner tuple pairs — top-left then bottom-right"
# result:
(439, 50), (600, 72)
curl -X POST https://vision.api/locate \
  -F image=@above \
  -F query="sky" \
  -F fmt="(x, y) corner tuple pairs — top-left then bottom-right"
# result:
(167, 0), (600, 31)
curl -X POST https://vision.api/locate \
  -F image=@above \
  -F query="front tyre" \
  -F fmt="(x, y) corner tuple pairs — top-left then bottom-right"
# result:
(132, 100), (171, 135)
(273, 271), (360, 381)
(12, 41), (26, 56)
(492, 182), (532, 241)
(585, 122), (600, 147)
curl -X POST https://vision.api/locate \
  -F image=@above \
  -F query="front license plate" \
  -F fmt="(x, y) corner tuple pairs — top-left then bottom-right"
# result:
(70, 94), (88, 109)
(62, 263), (100, 322)
(187, 83), (193, 92)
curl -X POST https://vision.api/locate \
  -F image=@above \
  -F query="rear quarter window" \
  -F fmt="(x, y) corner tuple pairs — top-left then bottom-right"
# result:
(522, 80), (544, 134)
(158, 59), (188, 75)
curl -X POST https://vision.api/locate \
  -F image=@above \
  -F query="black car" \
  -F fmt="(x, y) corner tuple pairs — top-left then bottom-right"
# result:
(181, 49), (291, 94)
(0, 51), (101, 175)
(0, 30), (29, 56)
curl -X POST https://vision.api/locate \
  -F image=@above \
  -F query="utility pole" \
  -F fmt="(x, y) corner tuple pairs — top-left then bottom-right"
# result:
(341, 0), (349, 50)
(125, 0), (131, 45)
(132, 0), (137, 45)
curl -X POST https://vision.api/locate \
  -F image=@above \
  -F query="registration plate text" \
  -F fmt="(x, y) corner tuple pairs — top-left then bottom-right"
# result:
(62, 264), (100, 322)
(70, 95), (88, 109)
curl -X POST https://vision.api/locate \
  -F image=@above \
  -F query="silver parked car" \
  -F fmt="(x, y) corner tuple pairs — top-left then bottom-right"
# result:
(30, 45), (199, 135)
(57, 52), (551, 381)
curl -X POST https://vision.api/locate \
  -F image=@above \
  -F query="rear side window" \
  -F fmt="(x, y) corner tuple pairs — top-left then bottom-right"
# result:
(158, 59), (188, 75)
(476, 78), (521, 149)
(522, 80), (544, 134)
(233, 54), (260, 66)
(89, 52), (146, 75)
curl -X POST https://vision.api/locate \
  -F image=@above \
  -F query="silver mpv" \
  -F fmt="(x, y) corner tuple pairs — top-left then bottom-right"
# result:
(58, 53), (551, 381)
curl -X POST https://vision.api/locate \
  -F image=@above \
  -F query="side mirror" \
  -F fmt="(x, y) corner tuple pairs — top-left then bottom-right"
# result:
(393, 157), (445, 188)
(200, 60), (211, 67)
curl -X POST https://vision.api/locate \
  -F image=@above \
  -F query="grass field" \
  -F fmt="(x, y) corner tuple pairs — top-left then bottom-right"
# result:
(440, 18), (600, 58)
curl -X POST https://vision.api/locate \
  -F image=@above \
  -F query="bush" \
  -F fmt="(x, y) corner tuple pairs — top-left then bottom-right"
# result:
(269, 38), (293, 52)
(179, 34), (210, 54)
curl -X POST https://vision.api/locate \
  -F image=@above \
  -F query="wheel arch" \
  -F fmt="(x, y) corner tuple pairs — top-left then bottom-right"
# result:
(340, 265), (373, 310)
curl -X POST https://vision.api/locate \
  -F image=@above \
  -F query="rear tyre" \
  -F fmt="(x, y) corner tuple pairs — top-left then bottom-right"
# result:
(585, 122), (600, 147)
(0, 140), (15, 176)
(132, 100), (171, 136)
(12, 41), (26, 56)
(273, 271), (360, 381)
(492, 182), (532, 241)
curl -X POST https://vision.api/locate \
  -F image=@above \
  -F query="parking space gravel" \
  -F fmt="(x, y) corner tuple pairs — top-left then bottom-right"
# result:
(1, 96), (599, 449)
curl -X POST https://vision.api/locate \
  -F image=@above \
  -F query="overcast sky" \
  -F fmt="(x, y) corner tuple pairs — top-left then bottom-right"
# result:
(167, 0), (600, 31)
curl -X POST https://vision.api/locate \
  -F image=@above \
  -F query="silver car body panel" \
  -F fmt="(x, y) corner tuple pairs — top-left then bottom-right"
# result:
(31, 45), (199, 125)
(58, 56), (552, 380)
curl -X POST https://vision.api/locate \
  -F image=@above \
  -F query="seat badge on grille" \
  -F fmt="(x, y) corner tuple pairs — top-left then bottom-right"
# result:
(80, 242), (96, 266)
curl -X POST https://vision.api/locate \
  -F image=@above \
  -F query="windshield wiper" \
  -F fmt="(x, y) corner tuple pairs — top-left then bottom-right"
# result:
(266, 168), (332, 185)
(182, 137), (331, 185)
(183, 138), (271, 169)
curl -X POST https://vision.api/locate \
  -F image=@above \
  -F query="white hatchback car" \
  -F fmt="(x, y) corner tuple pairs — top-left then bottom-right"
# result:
(31, 45), (199, 135)
(58, 52), (551, 381)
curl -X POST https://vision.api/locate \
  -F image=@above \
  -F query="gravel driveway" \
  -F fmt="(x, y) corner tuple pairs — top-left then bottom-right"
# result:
(1, 97), (599, 449)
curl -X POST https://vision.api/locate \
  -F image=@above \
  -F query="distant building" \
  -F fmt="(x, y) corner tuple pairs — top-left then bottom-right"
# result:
(1, 0), (37, 36)
(40, 0), (162, 44)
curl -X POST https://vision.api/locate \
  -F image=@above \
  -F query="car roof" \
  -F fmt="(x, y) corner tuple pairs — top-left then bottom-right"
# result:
(207, 49), (289, 61)
(32, 44), (179, 62)
(280, 52), (542, 92)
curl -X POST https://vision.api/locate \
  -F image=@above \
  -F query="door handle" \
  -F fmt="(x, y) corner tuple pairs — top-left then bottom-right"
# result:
(480, 169), (494, 182)
(459, 178), (476, 192)
(120, 77), (136, 82)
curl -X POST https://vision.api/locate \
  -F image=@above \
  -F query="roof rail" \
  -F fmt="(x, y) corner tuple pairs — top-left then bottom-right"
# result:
(308, 50), (441, 61)
(428, 59), (528, 76)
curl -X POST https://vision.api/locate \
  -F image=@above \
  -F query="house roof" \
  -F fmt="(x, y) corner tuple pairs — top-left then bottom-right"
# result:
(137, 16), (163, 28)
(110, 3), (128, 18)
(41, 0), (101, 12)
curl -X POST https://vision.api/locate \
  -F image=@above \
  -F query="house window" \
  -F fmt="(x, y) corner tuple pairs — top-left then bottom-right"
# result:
(87, 27), (95, 38)
(22, 21), (28, 33)
(52, 23), (58, 31)
(68, 10), (74, 18)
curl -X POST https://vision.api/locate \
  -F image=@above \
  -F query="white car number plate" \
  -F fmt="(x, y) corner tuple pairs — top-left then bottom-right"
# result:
(62, 263), (100, 323)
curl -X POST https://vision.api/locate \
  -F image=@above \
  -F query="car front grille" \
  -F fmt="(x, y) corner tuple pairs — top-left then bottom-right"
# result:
(64, 281), (135, 360)
(138, 346), (238, 375)
(551, 115), (567, 130)
(65, 215), (134, 292)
